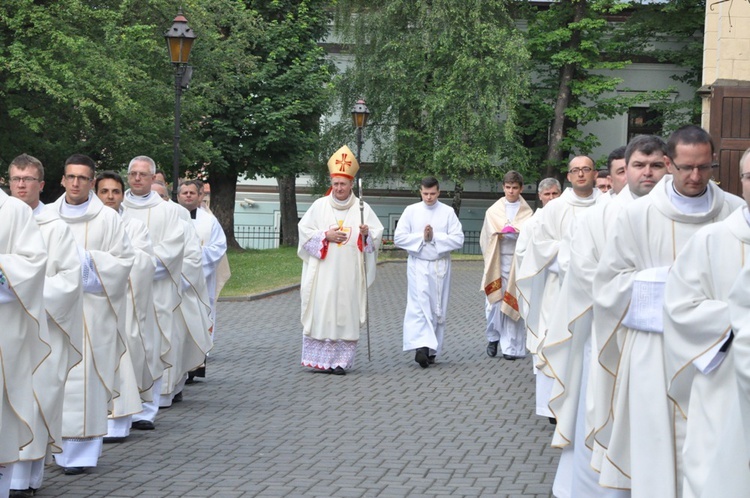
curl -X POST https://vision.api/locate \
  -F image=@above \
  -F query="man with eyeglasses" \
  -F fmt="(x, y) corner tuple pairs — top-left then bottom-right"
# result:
(662, 147), (750, 497)
(50, 154), (135, 476)
(516, 156), (599, 425)
(94, 171), (156, 444)
(120, 156), (189, 428)
(543, 135), (669, 498)
(592, 125), (743, 497)
(0, 159), (49, 498)
(7, 154), (83, 496)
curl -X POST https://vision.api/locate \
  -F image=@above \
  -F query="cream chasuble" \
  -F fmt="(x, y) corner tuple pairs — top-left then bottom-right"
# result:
(122, 192), (185, 382)
(0, 191), (48, 465)
(664, 206), (750, 498)
(52, 193), (135, 438)
(394, 200), (464, 353)
(21, 207), (83, 459)
(298, 194), (383, 341)
(119, 217), (157, 406)
(592, 177), (742, 496)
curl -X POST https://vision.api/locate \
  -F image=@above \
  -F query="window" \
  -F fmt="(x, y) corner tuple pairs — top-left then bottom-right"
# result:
(627, 107), (663, 142)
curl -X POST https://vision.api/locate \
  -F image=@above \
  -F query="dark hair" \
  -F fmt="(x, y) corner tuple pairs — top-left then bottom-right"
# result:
(597, 169), (609, 179)
(503, 170), (523, 186)
(9, 153), (44, 181)
(625, 135), (667, 164)
(606, 146), (626, 173)
(154, 168), (167, 179)
(667, 125), (714, 158)
(179, 179), (204, 193)
(568, 156), (595, 169)
(64, 154), (96, 176)
(420, 176), (439, 190)
(95, 171), (125, 192)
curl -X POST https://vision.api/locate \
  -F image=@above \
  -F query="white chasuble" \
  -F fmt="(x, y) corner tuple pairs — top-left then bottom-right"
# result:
(0, 191), (48, 464)
(394, 201), (464, 353)
(119, 217), (156, 408)
(122, 192), (185, 379)
(664, 206), (750, 498)
(298, 194), (383, 342)
(592, 177), (742, 496)
(22, 208), (83, 459)
(52, 193), (135, 438)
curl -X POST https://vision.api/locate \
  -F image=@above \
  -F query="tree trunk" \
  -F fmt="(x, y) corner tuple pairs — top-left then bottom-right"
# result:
(544, 0), (587, 178)
(277, 174), (299, 247)
(451, 180), (463, 216)
(207, 169), (241, 249)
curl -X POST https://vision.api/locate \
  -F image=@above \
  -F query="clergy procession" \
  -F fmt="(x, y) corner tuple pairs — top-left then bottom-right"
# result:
(0, 154), (226, 498)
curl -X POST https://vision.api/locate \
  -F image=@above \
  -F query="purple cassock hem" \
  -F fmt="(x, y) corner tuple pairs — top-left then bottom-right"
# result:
(301, 336), (357, 370)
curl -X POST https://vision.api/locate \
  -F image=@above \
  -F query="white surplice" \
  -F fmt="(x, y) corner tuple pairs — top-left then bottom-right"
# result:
(192, 208), (227, 331)
(592, 176), (743, 496)
(394, 200), (464, 355)
(298, 193), (383, 370)
(664, 206), (750, 498)
(516, 188), (599, 417)
(52, 193), (135, 442)
(0, 191), (48, 465)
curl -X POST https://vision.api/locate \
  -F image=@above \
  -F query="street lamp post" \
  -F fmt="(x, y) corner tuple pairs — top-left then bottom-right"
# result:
(350, 99), (370, 193)
(165, 8), (197, 201)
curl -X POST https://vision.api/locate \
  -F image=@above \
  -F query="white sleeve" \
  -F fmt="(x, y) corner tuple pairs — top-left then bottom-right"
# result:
(0, 270), (17, 303)
(80, 249), (104, 294)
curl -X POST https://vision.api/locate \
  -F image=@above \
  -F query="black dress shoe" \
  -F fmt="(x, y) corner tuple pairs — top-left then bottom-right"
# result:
(331, 366), (346, 375)
(502, 354), (517, 361)
(486, 341), (499, 357)
(131, 420), (155, 430)
(428, 355), (436, 364)
(9, 489), (35, 498)
(172, 391), (183, 403)
(103, 436), (127, 444)
(548, 417), (557, 425)
(63, 467), (85, 476)
(415, 347), (430, 368)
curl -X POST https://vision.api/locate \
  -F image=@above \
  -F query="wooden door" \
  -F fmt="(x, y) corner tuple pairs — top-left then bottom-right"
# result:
(710, 85), (750, 196)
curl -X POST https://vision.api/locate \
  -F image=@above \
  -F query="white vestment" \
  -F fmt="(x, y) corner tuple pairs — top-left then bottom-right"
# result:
(162, 208), (213, 402)
(298, 193), (383, 370)
(23, 207), (84, 460)
(0, 191), (48, 466)
(121, 192), (185, 401)
(517, 188), (599, 417)
(542, 188), (636, 498)
(52, 193), (135, 442)
(480, 197), (533, 357)
(592, 177), (742, 496)
(394, 200), (464, 355)
(664, 206), (750, 498)
(192, 208), (227, 334)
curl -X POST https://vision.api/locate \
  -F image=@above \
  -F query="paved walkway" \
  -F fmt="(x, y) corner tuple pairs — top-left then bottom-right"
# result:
(36, 260), (558, 497)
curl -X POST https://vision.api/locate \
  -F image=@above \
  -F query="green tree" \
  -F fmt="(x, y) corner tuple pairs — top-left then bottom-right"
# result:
(189, 0), (334, 248)
(331, 0), (530, 214)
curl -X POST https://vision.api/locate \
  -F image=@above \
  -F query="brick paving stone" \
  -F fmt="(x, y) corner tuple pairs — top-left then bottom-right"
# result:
(34, 260), (559, 497)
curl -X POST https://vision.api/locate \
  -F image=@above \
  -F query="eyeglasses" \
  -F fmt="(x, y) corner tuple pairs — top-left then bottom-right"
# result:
(127, 171), (152, 179)
(569, 167), (593, 175)
(671, 162), (718, 173)
(9, 176), (39, 184)
(64, 174), (93, 183)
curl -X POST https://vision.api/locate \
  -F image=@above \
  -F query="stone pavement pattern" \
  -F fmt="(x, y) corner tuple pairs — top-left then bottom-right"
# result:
(36, 260), (559, 497)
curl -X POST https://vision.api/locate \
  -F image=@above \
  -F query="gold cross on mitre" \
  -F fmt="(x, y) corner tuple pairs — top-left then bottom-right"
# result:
(327, 145), (360, 179)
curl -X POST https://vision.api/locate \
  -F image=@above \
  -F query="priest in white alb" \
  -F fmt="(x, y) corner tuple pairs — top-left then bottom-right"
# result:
(122, 156), (185, 431)
(592, 126), (743, 497)
(52, 154), (135, 475)
(516, 156), (599, 420)
(664, 147), (750, 498)
(480, 170), (533, 361)
(0, 189), (48, 497)
(298, 145), (383, 375)
(8, 154), (83, 496)
(395, 176), (464, 368)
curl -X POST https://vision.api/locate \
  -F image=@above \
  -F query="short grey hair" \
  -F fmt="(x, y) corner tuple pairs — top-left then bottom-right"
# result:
(538, 177), (561, 192)
(128, 155), (156, 174)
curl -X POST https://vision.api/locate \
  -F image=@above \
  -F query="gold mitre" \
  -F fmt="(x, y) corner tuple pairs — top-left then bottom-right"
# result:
(327, 145), (359, 179)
